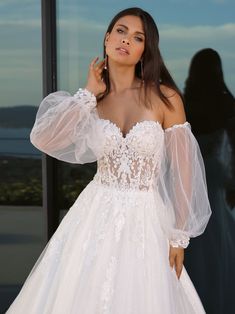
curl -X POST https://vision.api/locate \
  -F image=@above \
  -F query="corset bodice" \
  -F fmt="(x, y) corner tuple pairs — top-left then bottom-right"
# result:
(93, 119), (164, 191)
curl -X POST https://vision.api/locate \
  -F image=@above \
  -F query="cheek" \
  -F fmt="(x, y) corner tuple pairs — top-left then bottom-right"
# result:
(105, 36), (118, 54)
(133, 44), (144, 60)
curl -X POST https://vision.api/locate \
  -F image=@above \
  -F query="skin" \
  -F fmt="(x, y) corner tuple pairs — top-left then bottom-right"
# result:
(85, 15), (186, 279)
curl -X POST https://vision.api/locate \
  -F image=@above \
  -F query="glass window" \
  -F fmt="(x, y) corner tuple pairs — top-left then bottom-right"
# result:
(0, 1), (45, 312)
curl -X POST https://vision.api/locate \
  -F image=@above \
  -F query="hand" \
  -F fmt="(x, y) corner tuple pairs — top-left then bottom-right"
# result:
(85, 57), (107, 97)
(169, 245), (184, 279)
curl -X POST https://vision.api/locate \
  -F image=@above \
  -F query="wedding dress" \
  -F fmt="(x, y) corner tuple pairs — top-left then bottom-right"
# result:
(6, 88), (212, 314)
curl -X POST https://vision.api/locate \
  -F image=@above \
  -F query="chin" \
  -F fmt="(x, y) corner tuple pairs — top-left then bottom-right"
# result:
(109, 55), (136, 67)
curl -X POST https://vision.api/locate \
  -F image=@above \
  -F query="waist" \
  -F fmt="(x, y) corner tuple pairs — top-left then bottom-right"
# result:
(92, 174), (155, 194)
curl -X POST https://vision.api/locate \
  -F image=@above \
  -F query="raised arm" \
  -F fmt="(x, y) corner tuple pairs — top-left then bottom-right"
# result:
(30, 88), (98, 164)
(30, 56), (107, 164)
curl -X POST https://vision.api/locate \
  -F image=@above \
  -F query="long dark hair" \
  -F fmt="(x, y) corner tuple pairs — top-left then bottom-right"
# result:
(184, 48), (235, 134)
(97, 7), (183, 109)
(184, 48), (233, 98)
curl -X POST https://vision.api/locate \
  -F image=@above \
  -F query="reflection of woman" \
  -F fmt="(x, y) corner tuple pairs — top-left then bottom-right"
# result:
(7, 8), (211, 313)
(184, 48), (235, 135)
(184, 48), (235, 314)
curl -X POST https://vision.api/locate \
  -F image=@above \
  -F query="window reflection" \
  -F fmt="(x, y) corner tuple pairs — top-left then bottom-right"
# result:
(184, 48), (235, 314)
(0, 2), (44, 312)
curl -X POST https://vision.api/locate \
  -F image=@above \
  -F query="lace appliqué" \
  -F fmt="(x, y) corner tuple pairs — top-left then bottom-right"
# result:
(100, 255), (117, 314)
(82, 204), (111, 267)
(164, 121), (190, 132)
(133, 213), (145, 259)
(114, 210), (126, 243)
(94, 120), (164, 191)
(169, 234), (190, 249)
(73, 88), (97, 109)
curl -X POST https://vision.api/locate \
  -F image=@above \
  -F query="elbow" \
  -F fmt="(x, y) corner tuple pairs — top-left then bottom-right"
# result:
(30, 131), (48, 153)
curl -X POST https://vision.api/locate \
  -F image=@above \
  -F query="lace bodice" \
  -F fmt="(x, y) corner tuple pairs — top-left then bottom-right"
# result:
(93, 118), (164, 191)
(30, 88), (212, 248)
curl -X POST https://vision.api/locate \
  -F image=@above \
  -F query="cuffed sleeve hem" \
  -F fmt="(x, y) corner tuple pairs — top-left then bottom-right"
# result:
(169, 236), (190, 249)
(73, 88), (97, 109)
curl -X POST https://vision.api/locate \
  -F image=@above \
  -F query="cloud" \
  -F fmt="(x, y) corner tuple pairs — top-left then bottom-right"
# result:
(0, 19), (40, 27)
(1, 17), (234, 106)
(159, 23), (235, 41)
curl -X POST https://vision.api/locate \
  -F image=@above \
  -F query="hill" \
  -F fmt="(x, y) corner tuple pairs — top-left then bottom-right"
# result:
(0, 106), (37, 128)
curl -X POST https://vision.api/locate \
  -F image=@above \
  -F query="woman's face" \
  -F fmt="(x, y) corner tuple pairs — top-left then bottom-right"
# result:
(105, 15), (145, 67)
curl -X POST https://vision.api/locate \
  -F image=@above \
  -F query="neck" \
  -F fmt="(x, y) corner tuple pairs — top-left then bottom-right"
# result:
(108, 60), (139, 93)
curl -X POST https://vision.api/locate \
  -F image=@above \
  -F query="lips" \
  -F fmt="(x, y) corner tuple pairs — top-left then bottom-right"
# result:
(116, 47), (130, 55)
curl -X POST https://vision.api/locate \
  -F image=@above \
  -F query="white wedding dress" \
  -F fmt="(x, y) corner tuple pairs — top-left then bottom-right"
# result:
(6, 88), (212, 314)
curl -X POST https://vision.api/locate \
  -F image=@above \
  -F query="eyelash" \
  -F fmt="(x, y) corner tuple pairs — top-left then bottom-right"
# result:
(116, 28), (143, 42)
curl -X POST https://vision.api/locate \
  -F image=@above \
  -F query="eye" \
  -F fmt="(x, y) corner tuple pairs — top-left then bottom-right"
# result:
(135, 36), (144, 42)
(116, 28), (124, 33)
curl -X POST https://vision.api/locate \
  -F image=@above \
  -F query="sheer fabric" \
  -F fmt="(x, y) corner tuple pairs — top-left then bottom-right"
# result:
(30, 88), (211, 248)
(5, 88), (212, 313)
(30, 88), (103, 163)
(156, 123), (212, 248)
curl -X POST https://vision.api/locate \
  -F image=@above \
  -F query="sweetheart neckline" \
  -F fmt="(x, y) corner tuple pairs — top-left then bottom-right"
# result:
(93, 108), (191, 139)
(97, 117), (163, 139)
(94, 107), (163, 139)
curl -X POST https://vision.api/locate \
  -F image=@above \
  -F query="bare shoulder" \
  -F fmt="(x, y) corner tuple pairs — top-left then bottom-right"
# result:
(159, 84), (186, 129)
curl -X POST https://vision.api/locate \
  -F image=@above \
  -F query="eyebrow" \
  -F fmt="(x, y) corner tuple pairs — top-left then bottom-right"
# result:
(116, 24), (145, 36)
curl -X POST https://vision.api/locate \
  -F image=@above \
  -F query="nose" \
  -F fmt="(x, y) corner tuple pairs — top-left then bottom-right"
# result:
(122, 38), (130, 45)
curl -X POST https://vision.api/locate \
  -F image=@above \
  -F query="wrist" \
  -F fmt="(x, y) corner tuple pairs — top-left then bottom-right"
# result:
(169, 236), (190, 249)
(73, 88), (97, 109)
(84, 85), (98, 97)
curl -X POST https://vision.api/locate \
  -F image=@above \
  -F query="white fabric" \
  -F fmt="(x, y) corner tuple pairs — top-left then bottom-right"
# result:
(156, 123), (212, 248)
(30, 88), (104, 164)
(6, 88), (211, 313)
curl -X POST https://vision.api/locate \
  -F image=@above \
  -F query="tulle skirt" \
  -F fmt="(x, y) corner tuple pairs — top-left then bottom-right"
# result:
(6, 179), (205, 314)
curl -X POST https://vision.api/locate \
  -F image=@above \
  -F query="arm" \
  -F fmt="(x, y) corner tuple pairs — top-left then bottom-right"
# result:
(158, 89), (211, 279)
(30, 88), (96, 151)
(30, 88), (98, 164)
(159, 89), (211, 248)
(30, 56), (107, 164)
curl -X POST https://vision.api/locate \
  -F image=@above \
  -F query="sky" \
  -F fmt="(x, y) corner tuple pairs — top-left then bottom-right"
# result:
(0, 0), (234, 107)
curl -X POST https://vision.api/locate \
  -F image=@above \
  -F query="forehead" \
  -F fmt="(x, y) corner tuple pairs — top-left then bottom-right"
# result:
(114, 15), (144, 33)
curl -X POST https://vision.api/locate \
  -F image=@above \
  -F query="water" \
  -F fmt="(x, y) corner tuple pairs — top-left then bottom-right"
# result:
(0, 128), (40, 158)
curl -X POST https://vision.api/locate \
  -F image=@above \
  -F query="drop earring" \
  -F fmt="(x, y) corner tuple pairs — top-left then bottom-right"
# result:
(104, 53), (108, 70)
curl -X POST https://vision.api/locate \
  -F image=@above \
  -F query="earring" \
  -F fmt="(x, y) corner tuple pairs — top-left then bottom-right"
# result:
(104, 53), (108, 70)
(140, 59), (144, 82)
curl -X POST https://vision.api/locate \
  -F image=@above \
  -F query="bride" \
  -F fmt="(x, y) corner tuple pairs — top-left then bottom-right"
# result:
(6, 7), (211, 314)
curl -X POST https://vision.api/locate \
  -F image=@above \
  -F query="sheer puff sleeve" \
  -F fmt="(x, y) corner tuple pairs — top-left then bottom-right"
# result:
(156, 122), (212, 249)
(30, 88), (103, 164)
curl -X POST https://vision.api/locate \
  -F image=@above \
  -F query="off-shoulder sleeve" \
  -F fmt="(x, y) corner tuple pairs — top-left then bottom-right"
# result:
(156, 122), (212, 248)
(30, 88), (101, 164)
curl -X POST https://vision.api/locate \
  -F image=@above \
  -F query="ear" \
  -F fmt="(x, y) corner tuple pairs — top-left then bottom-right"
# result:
(104, 32), (110, 45)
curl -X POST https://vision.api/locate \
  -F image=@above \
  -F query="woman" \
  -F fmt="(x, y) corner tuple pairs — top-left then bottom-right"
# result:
(184, 48), (235, 314)
(6, 7), (212, 314)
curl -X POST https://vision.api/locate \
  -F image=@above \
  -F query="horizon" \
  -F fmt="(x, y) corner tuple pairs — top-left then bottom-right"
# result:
(0, 0), (234, 108)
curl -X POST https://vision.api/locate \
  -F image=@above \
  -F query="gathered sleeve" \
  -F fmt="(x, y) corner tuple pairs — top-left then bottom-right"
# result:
(156, 122), (212, 248)
(30, 88), (102, 164)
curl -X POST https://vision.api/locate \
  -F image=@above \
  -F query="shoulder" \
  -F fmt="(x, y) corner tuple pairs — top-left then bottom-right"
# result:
(159, 85), (187, 129)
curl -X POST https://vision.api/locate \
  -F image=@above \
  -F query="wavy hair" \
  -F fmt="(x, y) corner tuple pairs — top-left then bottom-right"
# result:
(97, 7), (183, 109)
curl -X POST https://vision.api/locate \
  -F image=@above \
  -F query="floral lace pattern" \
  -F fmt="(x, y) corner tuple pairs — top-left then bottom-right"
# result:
(100, 255), (117, 314)
(164, 121), (190, 132)
(93, 119), (164, 191)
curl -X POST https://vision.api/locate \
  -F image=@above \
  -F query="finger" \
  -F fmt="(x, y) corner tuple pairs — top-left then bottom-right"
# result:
(175, 258), (183, 279)
(96, 67), (104, 74)
(90, 57), (99, 68)
(176, 266), (183, 279)
(169, 255), (175, 268)
(94, 60), (105, 71)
